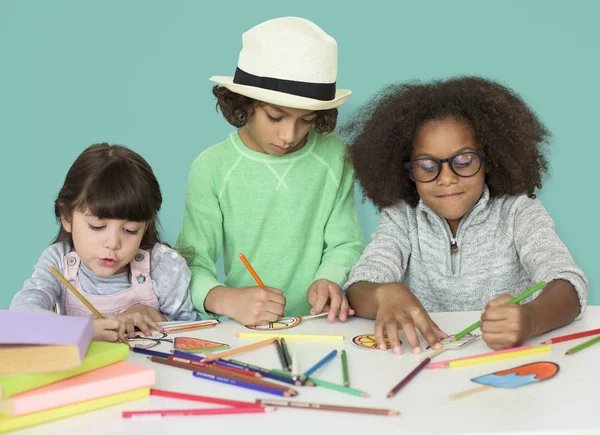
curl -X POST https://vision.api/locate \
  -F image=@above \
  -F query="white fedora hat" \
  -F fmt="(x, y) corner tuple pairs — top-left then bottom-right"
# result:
(210, 17), (351, 111)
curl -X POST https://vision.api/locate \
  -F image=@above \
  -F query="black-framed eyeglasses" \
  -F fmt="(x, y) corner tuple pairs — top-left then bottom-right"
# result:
(404, 151), (486, 183)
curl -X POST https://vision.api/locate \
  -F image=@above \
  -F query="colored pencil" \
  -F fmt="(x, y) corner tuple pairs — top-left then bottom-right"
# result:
(168, 356), (261, 378)
(291, 351), (300, 382)
(441, 345), (552, 368)
(192, 371), (291, 397)
(256, 399), (397, 416)
(49, 266), (132, 349)
(236, 332), (344, 341)
(387, 358), (429, 398)
(224, 359), (300, 386)
(172, 350), (294, 384)
(163, 324), (217, 334)
(123, 407), (275, 418)
(340, 350), (349, 387)
(280, 338), (292, 371)
(203, 337), (278, 362)
(541, 328), (600, 345)
(239, 253), (265, 287)
(150, 389), (260, 408)
(301, 350), (337, 382)
(271, 368), (369, 398)
(301, 312), (329, 320)
(426, 345), (533, 369)
(132, 347), (172, 359)
(149, 357), (297, 395)
(454, 281), (545, 340)
(274, 339), (288, 370)
(565, 335), (600, 355)
(448, 385), (494, 400)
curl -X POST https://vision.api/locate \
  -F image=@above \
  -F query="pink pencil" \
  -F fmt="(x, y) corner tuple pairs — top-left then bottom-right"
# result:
(122, 407), (274, 418)
(426, 345), (533, 369)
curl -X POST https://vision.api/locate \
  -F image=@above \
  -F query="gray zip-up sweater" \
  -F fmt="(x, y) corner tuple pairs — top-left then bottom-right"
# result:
(344, 186), (587, 315)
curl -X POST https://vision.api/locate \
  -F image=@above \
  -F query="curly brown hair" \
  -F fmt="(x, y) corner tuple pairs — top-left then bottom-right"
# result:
(212, 86), (338, 134)
(341, 76), (550, 209)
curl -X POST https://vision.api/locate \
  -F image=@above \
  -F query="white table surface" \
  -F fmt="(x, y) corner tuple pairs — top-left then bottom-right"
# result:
(11, 307), (600, 435)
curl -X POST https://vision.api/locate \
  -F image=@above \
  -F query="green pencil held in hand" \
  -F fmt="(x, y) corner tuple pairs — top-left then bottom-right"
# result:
(565, 335), (600, 355)
(453, 281), (546, 341)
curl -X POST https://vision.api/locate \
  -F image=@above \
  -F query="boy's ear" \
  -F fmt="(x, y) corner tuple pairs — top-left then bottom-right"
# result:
(60, 215), (72, 233)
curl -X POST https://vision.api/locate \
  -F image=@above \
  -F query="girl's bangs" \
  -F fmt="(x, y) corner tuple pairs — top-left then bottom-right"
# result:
(76, 166), (157, 222)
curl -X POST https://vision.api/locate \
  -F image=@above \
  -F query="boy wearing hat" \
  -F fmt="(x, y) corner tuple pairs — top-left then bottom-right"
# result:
(176, 17), (365, 326)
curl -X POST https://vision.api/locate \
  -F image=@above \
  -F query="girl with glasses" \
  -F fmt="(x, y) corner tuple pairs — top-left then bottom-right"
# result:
(342, 77), (587, 354)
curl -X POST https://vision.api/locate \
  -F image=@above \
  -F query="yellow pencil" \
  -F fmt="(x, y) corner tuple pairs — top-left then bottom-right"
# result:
(49, 266), (132, 349)
(446, 345), (552, 368)
(235, 332), (344, 341)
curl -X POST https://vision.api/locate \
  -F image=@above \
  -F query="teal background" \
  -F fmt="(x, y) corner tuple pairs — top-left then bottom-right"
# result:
(1, 0), (597, 308)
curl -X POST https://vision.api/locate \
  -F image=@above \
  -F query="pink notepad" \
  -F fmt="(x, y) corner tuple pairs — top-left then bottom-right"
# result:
(0, 310), (93, 375)
(0, 361), (155, 416)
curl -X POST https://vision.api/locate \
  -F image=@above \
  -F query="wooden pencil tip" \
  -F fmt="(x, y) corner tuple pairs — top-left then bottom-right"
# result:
(540, 340), (550, 345)
(386, 392), (395, 398)
(388, 410), (399, 416)
(343, 382), (349, 387)
(361, 392), (369, 398)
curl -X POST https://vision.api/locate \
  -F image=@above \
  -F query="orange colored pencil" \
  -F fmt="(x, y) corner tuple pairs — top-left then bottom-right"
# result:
(163, 323), (216, 334)
(239, 253), (265, 288)
(204, 337), (278, 362)
(49, 266), (131, 349)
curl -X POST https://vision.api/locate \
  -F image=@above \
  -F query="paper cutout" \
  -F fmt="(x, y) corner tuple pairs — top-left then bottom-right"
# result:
(427, 333), (480, 350)
(129, 331), (173, 349)
(352, 334), (396, 350)
(246, 316), (302, 331)
(472, 361), (559, 388)
(173, 337), (230, 353)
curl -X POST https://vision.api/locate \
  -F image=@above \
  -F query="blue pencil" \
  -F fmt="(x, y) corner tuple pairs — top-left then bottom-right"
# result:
(225, 359), (299, 386)
(302, 350), (338, 381)
(192, 371), (291, 396)
(172, 349), (206, 361)
(132, 347), (172, 359)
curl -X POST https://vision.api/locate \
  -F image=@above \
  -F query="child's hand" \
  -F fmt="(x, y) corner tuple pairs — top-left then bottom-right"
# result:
(229, 286), (287, 326)
(481, 294), (534, 350)
(374, 283), (447, 354)
(92, 317), (120, 342)
(306, 279), (354, 322)
(115, 304), (166, 339)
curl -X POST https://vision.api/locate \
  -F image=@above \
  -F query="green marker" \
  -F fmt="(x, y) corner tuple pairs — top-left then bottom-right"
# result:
(453, 281), (546, 341)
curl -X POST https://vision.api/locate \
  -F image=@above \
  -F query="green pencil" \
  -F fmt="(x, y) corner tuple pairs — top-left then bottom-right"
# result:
(453, 281), (546, 341)
(341, 350), (350, 387)
(270, 368), (369, 397)
(565, 335), (600, 355)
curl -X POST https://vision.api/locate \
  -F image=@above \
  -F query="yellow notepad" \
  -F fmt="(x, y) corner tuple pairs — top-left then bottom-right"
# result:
(0, 387), (149, 433)
(0, 341), (129, 399)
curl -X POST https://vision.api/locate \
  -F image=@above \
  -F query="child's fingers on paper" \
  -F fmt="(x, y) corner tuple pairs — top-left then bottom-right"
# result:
(337, 296), (350, 321)
(414, 318), (442, 350)
(310, 288), (330, 315)
(385, 322), (403, 354)
(373, 319), (391, 351)
(137, 315), (157, 337)
(482, 332), (511, 350)
(431, 320), (448, 338)
(400, 320), (422, 353)
(327, 289), (342, 322)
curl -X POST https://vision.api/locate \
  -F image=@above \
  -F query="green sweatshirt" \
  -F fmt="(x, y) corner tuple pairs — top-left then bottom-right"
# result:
(176, 129), (365, 316)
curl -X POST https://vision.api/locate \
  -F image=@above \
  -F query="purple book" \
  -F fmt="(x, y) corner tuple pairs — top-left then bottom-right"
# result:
(0, 310), (94, 375)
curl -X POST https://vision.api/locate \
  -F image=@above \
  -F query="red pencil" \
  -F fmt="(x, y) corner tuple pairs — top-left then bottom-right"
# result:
(540, 328), (600, 345)
(150, 389), (261, 408)
(122, 407), (275, 418)
(387, 358), (430, 398)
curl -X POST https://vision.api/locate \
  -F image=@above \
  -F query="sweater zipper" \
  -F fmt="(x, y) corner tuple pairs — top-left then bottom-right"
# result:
(450, 237), (459, 254)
